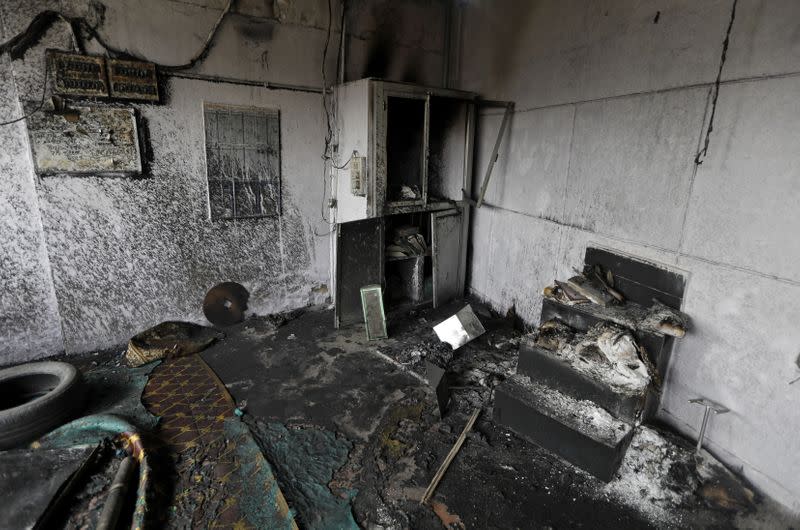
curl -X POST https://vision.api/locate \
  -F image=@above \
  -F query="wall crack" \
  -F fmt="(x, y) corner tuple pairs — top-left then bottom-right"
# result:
(694, 0), (738, 165)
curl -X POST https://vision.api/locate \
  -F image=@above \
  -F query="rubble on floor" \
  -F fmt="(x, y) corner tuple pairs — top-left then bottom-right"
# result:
(3, 303), (796, 529)
(202, 305), (795, 529)
(602, 424), (760, 527)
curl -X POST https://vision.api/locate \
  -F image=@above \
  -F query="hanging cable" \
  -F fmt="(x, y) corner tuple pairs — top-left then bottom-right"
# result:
(0, 60), (49, 127)
(0, 2), (235, 127)
(332, 152), (354, 170)
(0, 1), (234, 69)
(150, 0), (235, 71)
(315, 0), (343, 234)
(75, 0), (234, 69)
(321, 0), (335, 161)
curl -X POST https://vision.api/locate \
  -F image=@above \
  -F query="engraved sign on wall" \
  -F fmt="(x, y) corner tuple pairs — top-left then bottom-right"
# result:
(107, 59), (159, 101)
(26, 105), (142, 176)
(48, 50), (108, 98)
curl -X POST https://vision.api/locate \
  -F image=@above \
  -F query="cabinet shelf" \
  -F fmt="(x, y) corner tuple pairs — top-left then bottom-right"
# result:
(385, 251), (430, 262)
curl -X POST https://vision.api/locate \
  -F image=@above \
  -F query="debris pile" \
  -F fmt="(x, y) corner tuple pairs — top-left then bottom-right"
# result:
(386, 225), (428, 258)
(532, 320), (653, 393)
(604, 425), (756, 525)
(543, 270), (691, 338)
(494, 251), (693, 481)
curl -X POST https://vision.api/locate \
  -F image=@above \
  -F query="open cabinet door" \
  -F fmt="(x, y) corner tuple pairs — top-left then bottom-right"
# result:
(336, 218), (383, 327)
(432, 208), (464, 308)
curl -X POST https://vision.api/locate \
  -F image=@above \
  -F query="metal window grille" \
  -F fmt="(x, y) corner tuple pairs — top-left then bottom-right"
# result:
(204, 104), (281, 220)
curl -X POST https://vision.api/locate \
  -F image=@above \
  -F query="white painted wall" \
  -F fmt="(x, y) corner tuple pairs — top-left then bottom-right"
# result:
(0, 51), (64, 364)
(457, 0), (800, 512)
(0, 0), (447, 358)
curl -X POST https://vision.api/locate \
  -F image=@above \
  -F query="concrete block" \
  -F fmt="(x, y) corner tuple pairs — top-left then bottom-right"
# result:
(584, 246), (686, 309)
(494, 375), (634, 482)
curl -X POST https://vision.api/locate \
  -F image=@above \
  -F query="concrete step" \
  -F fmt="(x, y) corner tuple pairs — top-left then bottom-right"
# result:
(517, 338), (647, 423)
(493, 375), (634, 482)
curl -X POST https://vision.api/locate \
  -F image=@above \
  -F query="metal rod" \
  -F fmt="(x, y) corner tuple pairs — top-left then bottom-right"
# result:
(689, 397), (729, 454)
(97, 456), (137, 530)
(476, 102), (513, 207)
(166, 71), (325, 94)
(696, 405), (711, 453)
(420, 409), (480, 505)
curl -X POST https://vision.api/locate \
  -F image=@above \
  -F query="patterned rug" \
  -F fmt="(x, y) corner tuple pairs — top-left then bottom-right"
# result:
(142, 354), (297, 529)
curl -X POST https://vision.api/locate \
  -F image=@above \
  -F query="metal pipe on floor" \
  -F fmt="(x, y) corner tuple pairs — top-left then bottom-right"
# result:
(97, 456), (137, 530)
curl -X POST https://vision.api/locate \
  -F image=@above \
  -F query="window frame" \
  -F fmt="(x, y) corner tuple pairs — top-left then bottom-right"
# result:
(203, 102), (282, 221)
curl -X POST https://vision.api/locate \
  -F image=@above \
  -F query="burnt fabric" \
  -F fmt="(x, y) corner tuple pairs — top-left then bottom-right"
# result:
(142, 354), (296, 529)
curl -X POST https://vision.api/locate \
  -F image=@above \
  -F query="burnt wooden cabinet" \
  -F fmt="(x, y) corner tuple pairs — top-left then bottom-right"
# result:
(334, 79), (476, 327)
(335, 208), (468, 327)
(333, 79), (477, 222)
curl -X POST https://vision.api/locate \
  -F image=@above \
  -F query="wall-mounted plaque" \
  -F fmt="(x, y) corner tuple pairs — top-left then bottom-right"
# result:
(107, 58), (159, 102)
(26, 104), (142, 176)
(49, 51), (108, 98)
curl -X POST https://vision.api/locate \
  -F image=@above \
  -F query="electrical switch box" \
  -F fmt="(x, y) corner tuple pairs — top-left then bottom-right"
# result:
(350, 154), (366, 196)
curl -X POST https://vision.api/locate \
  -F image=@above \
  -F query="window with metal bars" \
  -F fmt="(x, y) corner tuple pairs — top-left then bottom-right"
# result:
(203, 104), (281, 220)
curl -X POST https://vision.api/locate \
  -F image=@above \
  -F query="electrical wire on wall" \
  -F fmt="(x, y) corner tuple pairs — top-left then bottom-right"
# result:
(314, 0), (347, 236)
(0, 0), (236, 127)
(0, 61), (49, 127)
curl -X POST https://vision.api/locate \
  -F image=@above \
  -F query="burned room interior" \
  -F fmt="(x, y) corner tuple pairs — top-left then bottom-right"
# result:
(1, 0), (799, 528)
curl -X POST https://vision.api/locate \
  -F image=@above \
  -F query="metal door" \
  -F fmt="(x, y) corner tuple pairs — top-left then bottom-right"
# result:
(335, 218), (383, 327)
(431, 208), (464, 307)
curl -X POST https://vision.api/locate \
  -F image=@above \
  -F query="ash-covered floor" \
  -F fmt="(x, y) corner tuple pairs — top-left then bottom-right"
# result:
(199, 301), (796, 530)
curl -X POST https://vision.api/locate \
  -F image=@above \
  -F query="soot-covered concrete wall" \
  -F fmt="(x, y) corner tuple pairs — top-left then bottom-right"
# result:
(0, 0), (448, 359)
(455, 0), (800, 512)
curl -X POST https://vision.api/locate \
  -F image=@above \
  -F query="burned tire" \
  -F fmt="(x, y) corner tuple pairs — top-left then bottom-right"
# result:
(0, 362), (86, 450)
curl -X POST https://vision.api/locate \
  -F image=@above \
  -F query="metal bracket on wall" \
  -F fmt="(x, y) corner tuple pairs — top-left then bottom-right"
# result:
(689, 397), (730, 453)
(475, 100), (514, 208)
